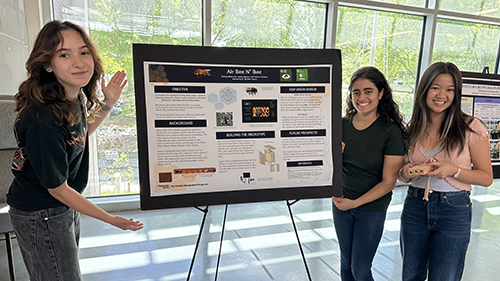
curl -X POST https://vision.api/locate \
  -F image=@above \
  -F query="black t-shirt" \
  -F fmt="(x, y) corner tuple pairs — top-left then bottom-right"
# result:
(7, 101), (89, 211)
(342, 116), (405, 212)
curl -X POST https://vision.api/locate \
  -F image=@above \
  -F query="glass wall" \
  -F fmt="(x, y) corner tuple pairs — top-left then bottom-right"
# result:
(211, 0), (326, 48)
(336, 7), (422, 117)
(375, 0), (426, 8)
(54, 0), (203, 196)
(432, 19), (500, 72)
(440, 0), (500, 18)
(44, 0), (500, 196)
(0, 0), (29, 96)
(88, 0), (202, 195)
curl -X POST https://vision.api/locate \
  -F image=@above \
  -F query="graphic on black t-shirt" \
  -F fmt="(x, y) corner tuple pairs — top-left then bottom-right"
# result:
(67, 129), (87, 153)
(12, 116), (26, 171)
(12, 147), (27, 171)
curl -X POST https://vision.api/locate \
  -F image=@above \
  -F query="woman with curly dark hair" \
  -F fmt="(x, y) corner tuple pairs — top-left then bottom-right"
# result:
(7, 20), (142, 280)
(333, 66), (405, 280)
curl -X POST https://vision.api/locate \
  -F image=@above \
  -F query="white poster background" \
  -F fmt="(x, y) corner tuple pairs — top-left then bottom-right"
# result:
(143, 62), (334, 197)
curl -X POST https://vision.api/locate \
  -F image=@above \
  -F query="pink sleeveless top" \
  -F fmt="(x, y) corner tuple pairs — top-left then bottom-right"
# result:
(408, 118), (488, 197)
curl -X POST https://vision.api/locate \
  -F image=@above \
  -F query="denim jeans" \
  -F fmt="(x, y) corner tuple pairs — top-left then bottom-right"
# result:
(400, 186), (471, 281)
(333, 203), (387, 281)
(9, 205), (81, 281)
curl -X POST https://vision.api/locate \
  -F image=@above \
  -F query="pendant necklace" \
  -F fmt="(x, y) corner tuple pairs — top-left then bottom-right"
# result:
(425, 127), (438, 139)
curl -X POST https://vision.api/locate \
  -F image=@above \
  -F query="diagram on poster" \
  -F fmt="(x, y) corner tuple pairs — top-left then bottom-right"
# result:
(134, 45), (342, 210)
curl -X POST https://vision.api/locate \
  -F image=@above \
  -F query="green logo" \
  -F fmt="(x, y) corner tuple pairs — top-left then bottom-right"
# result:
(296, 69), (308, 81)
(280, 69), (292, 82)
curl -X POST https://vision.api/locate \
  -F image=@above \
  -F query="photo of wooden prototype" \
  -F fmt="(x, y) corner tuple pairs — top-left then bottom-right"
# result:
(408, 163), (432, 176)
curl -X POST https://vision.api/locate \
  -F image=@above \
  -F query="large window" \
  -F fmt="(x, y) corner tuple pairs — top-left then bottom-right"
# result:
(336, 7), (422, 117)
(375, 0), (426, 8)
(432, 19), (500, 73)
(440, 0), (500, 18)
(44, 0), (500, 197)
(53, 0), (328, 197)
(54, 0), (203, 196)
(87, 0), (202, 196)
(211, 0), (326, 48)
(0, 0), (29, 96)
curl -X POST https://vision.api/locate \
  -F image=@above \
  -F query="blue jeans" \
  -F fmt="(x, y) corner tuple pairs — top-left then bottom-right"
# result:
(400, 186), (471, 281)
(333, 203), (387, 281)
(9, 206), (81, 281)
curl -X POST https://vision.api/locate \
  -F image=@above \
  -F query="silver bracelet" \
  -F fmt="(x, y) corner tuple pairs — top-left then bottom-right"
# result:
(453, 167), (461, 178)
(102, 104), (112, 112)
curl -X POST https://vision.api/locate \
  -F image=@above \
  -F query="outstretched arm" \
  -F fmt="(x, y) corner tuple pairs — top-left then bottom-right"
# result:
(48, 181), (143, 231)
(88, 70), (127, 136)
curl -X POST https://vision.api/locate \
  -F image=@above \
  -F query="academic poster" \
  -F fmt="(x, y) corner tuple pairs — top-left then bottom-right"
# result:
(133, 45), (342, 210)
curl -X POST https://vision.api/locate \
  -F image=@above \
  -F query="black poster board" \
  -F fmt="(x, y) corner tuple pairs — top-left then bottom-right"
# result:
(461, 71), (500, 178)
(133, 44), (342, 210)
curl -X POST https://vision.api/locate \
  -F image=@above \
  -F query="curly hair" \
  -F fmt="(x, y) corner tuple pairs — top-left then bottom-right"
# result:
(15, 20), (103, 126)
(406, 62), (474, 156)
(345, 66), (406, 137)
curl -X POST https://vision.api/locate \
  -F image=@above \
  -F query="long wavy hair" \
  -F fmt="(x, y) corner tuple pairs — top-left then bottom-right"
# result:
(15, 20), (103, 126)
(406, 62), (474, 156)
(345, 66), (406, 137)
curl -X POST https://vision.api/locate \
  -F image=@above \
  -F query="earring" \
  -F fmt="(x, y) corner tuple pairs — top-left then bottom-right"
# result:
(46, 69), (52, 73)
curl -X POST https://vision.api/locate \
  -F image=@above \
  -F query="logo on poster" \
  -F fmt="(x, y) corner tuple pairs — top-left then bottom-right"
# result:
(280, 69), (292, 82)
(297, 69), (308, 81)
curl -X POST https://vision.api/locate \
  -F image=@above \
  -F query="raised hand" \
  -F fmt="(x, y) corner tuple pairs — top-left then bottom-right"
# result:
(101, 70), (127, 107)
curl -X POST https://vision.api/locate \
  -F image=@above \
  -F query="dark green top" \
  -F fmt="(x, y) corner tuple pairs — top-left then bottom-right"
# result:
(342, 116), (405, 212)
(7, 101), (89, 211)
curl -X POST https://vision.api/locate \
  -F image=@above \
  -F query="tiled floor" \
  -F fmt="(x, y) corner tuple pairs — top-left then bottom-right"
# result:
(2, 181), (500, 280)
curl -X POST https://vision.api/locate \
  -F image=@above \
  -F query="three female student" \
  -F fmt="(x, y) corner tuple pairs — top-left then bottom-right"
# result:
(399, 62), (493, 280)
(7, 20), (143, 280)
(333, 66), (406, 281)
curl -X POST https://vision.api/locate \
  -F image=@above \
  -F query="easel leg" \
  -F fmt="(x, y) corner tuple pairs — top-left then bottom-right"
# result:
(186, 206), (209, 281)
(5, 232), (15, 281)
(287, 200), (312, 281)
(214, 204), (228, 281)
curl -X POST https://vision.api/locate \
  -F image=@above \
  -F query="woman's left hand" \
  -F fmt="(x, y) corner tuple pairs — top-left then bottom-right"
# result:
(101, 70), (127, 107)
(427, 162), (458, 179)
(332, 196), (358, 211)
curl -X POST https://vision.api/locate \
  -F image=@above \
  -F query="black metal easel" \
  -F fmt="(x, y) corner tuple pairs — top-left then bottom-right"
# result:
(185, 200), (312, 281)
(186, 205), (209, 281)
(214, 204), (228, 280)
(287, 199), (312, 281)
